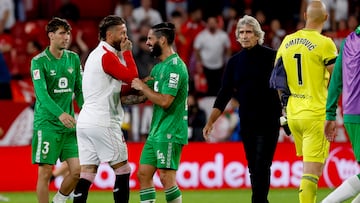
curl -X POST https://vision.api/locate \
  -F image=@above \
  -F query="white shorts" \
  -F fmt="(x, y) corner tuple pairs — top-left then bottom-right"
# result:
(77, 126), (128, 166)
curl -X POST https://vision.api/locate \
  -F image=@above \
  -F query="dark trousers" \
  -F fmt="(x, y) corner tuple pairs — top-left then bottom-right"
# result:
(241, 123), (280, 203)
(203, 66), (224, 96)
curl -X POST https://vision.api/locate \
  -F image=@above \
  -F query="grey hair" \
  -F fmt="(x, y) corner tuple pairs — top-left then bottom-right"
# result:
(235, 15), (265, 45)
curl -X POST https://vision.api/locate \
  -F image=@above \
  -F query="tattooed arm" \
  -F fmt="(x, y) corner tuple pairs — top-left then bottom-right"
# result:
(121, 94), (147, 105)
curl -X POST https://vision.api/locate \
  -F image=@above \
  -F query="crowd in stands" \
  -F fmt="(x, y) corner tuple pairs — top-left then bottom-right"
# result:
(1, 0), (359, 143)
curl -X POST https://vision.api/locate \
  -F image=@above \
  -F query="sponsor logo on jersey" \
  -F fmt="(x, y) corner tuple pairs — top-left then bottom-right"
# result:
(169, 73), (179, 88)
(54, 88), (72, 93)
(33, 69), (40, 80)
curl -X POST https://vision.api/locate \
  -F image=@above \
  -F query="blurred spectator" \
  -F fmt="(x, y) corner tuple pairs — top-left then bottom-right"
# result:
(180, 7), (205, 70)
(170, 10), (187, 66)
(328, 14), (359, 49)
(193, 63), (208, 96)
(223, 5), (242, 55)
(24, 40), (41, 70)
(68, 29), (89, 66)
(57, 0), (80, 23)
(268, 18), (286, 50)
(254, 10), (271, 46)
(194, 15), (231, 96)
(165, 0), (187, 21)
(331, 0), (349, 32)
(347, 14), (359, 31)
(0, 0), (16, 34)
(11, 39), (42, 80)
(27, 40), (42, 56)
(114, 1), (137, 42)
(188, 93), (207, 142)
(134, 20), (152, 53)
(0, 52), (12, 99)
(132, 0), (163, 27)
(6, 38), (39, 103)
(14, 0), (26, 21)
(296, 20), (305, 31)
(0, 33), (14, 73)
(333, 19), (351, 48)
(349, 0), (360, 16)
(133, 35), (156, 79)
(114, 0), (127, 17)
(57, 0), (90, 65)
(131, 33), (156, 142)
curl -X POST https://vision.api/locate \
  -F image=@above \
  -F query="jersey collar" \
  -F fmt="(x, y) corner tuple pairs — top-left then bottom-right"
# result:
(99, 41), (117, 54)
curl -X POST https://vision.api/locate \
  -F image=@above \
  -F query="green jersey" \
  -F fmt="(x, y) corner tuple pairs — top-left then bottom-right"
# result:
(31, 47), (83, 132)
(147, 53), (189, 145)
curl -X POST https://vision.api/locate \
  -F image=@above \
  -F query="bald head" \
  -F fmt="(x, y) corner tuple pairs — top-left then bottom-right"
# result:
(305, 1), (327, 24)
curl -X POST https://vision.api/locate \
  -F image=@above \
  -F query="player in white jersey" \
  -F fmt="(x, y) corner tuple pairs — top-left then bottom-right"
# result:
(73, 15), (138, 203)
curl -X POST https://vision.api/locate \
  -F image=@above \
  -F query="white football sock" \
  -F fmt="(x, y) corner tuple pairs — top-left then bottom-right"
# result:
(52, 191), (68, 203)
(322, 175), (360, 203)
(352, 193), (360, 203)
(168, 195), (182, 203)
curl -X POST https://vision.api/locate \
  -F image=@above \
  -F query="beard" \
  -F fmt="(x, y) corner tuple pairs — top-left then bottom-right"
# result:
(150, 42), (162, 58)
(113, 41), (121, 51)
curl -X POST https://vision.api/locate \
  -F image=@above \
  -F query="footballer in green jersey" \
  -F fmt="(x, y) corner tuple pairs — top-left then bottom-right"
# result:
(30, 17), (83, 203)
(146, 53), (189, 145)
(131, 22), (188, 203)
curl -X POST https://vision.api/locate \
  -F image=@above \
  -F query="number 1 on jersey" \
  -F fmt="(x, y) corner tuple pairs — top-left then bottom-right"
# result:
(294, 54), (303, 86)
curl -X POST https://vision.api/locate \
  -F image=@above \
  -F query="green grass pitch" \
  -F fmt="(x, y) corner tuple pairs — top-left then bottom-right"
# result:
(0, 188), (353, 203)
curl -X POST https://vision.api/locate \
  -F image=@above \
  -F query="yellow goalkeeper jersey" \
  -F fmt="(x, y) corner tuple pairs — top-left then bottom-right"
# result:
(275, 29), (337, 120)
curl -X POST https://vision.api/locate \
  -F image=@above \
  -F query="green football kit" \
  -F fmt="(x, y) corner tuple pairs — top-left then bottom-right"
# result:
(140, 53), (189, 169)
(31, 47), (83, 165)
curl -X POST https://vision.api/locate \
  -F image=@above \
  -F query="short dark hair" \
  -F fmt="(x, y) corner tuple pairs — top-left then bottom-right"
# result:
(99, 15), (126, 40)
(46, 17), (71, 34)
(151, 22), (175, 45)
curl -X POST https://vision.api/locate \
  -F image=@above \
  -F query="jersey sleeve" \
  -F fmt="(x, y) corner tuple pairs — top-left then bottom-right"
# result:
(213, 56), (234, 112)
(161, 64), (182, 97)
(102, 48), (139, 84)
(326, 40), (344, 121)
(322, 38), (338, 66)
(73, 54), (84, 108)
(31, 59), (64, 118)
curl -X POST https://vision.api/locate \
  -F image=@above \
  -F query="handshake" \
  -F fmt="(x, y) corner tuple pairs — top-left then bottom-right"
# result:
(280, 116), (292, 136)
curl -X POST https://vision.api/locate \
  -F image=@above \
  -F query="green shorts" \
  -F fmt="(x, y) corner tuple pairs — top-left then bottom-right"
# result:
(344, 123), (360, 162)
(140, 140), (183, 169)
(32, 129), (78, 165)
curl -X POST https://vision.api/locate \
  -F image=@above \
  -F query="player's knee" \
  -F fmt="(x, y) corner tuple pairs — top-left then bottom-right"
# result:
(68, 167), (81, 180)
(137, 169), (150, 183)
(80, 172), (96, 183)
(137, 168), (144, 179)
(114, 163), (131, 175)
(159, 170), (176, 188)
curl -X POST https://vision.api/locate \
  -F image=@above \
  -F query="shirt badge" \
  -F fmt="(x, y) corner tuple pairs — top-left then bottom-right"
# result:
(169, 73), (179, 88)
(68, 67), (74, 74)
(33, 69), (40, 80)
